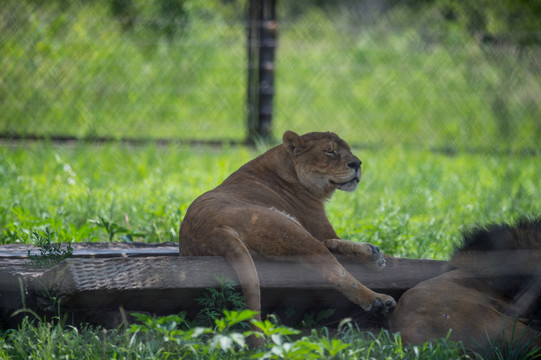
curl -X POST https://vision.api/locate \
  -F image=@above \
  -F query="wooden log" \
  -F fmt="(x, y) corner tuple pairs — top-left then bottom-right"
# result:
(0, 243), (447, 329)
(0, 242), (179, 259)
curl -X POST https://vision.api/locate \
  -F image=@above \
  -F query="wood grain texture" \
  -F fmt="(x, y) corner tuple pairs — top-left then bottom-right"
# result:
(0, 243), (447, 329)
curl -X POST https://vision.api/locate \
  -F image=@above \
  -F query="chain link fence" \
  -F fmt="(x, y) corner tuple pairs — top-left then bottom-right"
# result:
(1, 0), (247, 142)
(1, 0), (540, 152)
(274, 1), (541, 153)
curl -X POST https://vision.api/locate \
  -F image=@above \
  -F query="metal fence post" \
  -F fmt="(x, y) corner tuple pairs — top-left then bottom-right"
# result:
(246, 0), (277, 144)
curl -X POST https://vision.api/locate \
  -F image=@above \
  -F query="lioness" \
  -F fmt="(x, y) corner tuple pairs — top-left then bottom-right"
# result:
(179, 131), (396, 343)
(390, 218), (541, 351)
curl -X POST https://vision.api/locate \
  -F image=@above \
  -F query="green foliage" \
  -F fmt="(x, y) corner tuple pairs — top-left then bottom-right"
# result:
(0, 143), (254, 244)
(110, 0), (190, 38)
(336, 326), (472, 360)
(89, 215), (146, 242)
(299, 308), (336, 328)
(1, 143), (540, 261)
(1, 2), (539, 357)
(0, 317), (103, 360)
(475, 321), (541, 360)
(326, 148), (541, 259)
(26, 228), (73, 267)
(194, 276), (248, 327)
(127, 312), (213, 357)
(275, 3), (540, 152)
(1, 1), (540, 150)
(2, 309), (539, 359)
(1, 0), (247, 142)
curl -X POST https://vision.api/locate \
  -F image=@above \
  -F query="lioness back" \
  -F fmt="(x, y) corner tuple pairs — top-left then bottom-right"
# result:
(179, 131), (358, 248)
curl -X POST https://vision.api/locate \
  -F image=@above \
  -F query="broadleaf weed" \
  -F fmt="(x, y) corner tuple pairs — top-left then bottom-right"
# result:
(89, 215), (146, 242)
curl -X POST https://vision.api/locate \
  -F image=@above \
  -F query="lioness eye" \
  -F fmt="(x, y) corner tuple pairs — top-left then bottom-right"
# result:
(325, 150), (337, 157)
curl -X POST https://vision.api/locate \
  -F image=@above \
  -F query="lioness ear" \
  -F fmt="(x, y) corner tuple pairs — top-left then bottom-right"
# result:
(283, 131), (306, 157)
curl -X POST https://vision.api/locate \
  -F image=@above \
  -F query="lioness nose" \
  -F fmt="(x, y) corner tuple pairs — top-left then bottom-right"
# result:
(347, 160), (362, 171)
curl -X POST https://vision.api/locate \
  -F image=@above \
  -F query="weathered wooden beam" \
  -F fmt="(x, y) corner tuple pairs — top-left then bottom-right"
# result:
(0, 244), (446, 329)
(0, 242), (178, 259)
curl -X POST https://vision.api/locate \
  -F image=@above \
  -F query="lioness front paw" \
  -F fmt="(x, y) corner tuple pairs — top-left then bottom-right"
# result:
(371, 294), (396, 315)
(370, 244), (386, 270)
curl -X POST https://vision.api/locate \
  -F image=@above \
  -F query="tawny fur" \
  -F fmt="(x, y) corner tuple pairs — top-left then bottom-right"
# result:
(179, 131), (396, 346)
(390, 218), (541, 351)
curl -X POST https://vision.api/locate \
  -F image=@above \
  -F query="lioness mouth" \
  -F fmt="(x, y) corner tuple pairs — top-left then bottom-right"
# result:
(331, 176), (360, 187)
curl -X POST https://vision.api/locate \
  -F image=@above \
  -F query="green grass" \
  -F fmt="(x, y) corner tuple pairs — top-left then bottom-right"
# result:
(0, 310), (474, 359)
(0, 142), (253, 245)
(1, 1), (247, 142)
(1, 142), (539, 260)
(274, 6), (541, 152)
(3, 309), (537, 359)
(2, 2), (540, 151)
(1, 142), (538, 359)
(1, 2), (540, 357)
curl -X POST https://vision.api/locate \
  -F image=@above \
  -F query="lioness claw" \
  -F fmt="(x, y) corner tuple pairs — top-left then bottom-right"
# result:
(370, 244), (386, 269)
(372, 298), (383, 311)
(372, 296), (396, 315)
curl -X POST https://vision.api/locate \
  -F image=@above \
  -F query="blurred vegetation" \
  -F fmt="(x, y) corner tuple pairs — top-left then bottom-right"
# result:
(0, 0), (540, 151)
(280, 0), (541, 34)
(1, 3), (539, 356)
(0, 0), (247, 141)
(0, 310), (473, 359)
(275, 0), (541, 152)
(1, 143), (539, 260)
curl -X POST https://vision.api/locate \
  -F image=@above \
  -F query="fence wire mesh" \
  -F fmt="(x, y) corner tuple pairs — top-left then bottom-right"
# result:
(1, 1), (247, 142)
(1, 0), (540, 153)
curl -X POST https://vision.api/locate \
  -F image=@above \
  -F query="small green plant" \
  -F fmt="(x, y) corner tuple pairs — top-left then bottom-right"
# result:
(89, 216), (145, 242)
(26, 228), (73, 267)
(127, 310), (260, 357)
(300, 308), (336, 328)
(194, 275), (248, 327)
(127, 312), (207, 356)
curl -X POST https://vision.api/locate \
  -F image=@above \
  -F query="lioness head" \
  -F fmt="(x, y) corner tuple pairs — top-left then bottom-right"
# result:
(283, 131), (362, 197)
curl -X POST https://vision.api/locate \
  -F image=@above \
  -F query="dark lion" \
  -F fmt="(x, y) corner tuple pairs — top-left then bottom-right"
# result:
(390, 218), (541, 351)
(179, 131), (396, 345)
